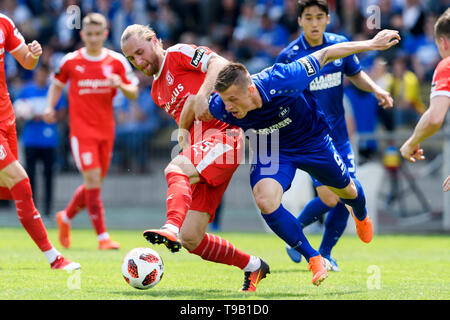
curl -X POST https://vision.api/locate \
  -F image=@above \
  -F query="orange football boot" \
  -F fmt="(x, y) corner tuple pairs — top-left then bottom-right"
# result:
(348, 207), (373, 243)
(241, 258), (270, 292)
(98, 238), (120, 250)
(308, 255), (328, 286)
(55, 211), (71, 249)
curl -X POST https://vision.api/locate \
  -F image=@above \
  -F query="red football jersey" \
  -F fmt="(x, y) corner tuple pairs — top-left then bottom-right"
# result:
(0, 14), (25, 121)
(151, 44), (234, 142)
(430, 56), (450, 99)
(54, 47), (138, 139)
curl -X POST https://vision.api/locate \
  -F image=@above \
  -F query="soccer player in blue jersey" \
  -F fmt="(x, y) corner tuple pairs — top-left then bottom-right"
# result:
(182, 29), (400, 286)
(275, 0), (394, 270)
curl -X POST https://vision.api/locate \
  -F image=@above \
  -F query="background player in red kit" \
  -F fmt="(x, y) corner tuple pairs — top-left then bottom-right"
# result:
(0, 13), (80, 270)
(44, 13), (139, 250)
(400, 8), (450, 192)
(121, 24), (269, 292)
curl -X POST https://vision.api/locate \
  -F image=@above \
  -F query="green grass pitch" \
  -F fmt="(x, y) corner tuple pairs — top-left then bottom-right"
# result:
(0, 227), (449, 300)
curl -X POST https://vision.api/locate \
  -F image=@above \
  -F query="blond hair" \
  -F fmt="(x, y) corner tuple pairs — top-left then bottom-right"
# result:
(82, 12), (108, 30)
(120, 24), (162, 49)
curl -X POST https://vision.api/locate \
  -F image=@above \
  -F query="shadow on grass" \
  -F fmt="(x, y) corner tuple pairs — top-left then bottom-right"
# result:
(111, 288), (310, 299)
(275, 267), (309, 274)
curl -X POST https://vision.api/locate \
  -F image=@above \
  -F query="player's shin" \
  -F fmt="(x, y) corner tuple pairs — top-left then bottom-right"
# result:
(11, 178), (53, 252)
(189, 232), (251, 269)
(339, 179), (367, 221)
(165, 171), (192, 228)
(261, 204), (319, 261)
(319, 202), (349, 257)
(65, 184), (86, 219)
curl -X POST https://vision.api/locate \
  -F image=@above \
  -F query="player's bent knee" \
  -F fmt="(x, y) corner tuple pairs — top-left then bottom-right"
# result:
(179, 230), (203, 251)
(318, 188), (339, 207)
(254, 194), (280, 214)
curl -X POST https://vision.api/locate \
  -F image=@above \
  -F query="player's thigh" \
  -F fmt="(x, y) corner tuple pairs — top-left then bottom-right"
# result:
(317, 185), (340, 207)
(190, 178), (230, 221)
(250, 157), (296, 213)
(98, 138), (114, 178)
(299, 138), (351, 191)
(182, 134), (241, 187)
(165, 154), (201, 185)
(70, 136), (101, 173)
(335, 140), (356, 179)
(0, 118), (26, 188)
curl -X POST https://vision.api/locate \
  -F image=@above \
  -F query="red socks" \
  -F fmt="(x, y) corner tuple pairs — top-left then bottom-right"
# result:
(65, 184), (86, 219)
(63, 184), (106, 236)
(165, 172), (192, 229)
(189, 233), (251, 270)
(0, 186), (12, 200)
(11, 178), (52, 252)
(85, 188), (106, 236)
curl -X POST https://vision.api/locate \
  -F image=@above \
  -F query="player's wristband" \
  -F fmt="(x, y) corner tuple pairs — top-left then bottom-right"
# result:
(30, 53), (40, 60)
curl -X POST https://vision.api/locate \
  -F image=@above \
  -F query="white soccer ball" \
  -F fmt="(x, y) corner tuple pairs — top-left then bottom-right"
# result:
(121, 247), (164, 289)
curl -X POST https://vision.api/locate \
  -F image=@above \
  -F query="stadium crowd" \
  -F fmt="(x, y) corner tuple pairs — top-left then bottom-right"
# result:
(0, 0), (448, 212)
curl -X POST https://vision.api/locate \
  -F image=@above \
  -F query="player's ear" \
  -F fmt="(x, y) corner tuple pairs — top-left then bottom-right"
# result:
(248, 84), (255, 94)
(326, 14), (330, 25)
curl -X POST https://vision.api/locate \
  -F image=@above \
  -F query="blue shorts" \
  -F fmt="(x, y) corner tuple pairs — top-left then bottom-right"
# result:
(311, 139), (356, 188)
(250, 135), (351, 191)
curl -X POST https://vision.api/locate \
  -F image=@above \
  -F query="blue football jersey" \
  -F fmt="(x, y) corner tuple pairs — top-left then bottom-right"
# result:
(209, 54), (330, 158)
(276, 32), (362, 146)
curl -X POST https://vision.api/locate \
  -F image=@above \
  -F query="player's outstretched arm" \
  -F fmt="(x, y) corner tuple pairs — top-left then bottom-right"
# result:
(400, 95), (449, 162)
(43, 81), (64, 124)
(312, 29), (400, 69)
(11, 40), (42, 70)
(348, 70), (394, 108)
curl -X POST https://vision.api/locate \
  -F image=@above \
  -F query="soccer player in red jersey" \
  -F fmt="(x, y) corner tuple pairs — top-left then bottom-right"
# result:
(44, 13), (139, 250)
(121, 25), (269, 292)
(400, 8), (450, 192)
(0, 13), (80, 270)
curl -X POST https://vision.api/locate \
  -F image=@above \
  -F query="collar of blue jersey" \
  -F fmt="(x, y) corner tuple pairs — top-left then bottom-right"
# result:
(299, 32), (329, 50)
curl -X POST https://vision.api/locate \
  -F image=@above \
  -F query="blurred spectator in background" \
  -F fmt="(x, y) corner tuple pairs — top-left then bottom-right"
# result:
(245, 11), (290, 73)
(406, 14), (441, 82)
(210, 0), (242, 49)
(371, 56), (395, 133)
(387, 53), (426, 128)
(13, 64), (66, 217)
(114, 72), (162, 174)
(111, 0), (150, 50)
(278, 0), (301, 39)
(231, 1), (261, 61)
(0, 0), (448, 176)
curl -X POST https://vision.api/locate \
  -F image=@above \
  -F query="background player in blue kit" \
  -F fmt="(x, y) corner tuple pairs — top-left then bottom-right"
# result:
(182, 29), (400, 286)
(276, 0), (394, 270)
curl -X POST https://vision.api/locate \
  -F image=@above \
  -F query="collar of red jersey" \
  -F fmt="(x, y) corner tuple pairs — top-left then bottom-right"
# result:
(80, 47), (108, 61)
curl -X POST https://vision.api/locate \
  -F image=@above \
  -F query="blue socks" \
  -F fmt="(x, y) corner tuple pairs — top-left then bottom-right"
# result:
(339, 179), (367, 221)
(298, 197), (332, 227)
(319, 202), (349, 257)
(261, 204), (319, 261)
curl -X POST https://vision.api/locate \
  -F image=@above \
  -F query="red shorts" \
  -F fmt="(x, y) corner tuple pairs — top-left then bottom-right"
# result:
(181, 130), (243, 220)
(0, 114), (19, 170)
(70, 135), (114, 177)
